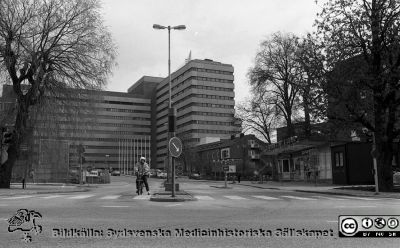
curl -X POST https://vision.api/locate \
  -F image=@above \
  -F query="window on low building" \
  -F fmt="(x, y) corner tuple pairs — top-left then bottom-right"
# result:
(221, 148), (230, 159)
(335, 152), (344, 167)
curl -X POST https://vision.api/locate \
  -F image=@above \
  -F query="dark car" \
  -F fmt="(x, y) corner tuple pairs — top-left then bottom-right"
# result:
(189, 173), (201, 180)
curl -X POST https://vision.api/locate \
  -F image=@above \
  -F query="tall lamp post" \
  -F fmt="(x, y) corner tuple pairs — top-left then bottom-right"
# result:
(153, 24), (186, 195)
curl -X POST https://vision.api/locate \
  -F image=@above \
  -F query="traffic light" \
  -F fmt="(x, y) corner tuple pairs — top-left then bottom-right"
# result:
(2, 131), (13, 145)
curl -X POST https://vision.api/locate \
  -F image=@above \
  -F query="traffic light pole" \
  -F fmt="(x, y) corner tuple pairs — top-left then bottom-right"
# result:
(168, 107), (177, 197)
(80, 155), (83, 185)
(0, 131), (3, 165)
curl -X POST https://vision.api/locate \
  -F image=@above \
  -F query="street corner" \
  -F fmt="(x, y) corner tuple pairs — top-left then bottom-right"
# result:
(293, 188), (400, 199)
(150, 191), (197, 202)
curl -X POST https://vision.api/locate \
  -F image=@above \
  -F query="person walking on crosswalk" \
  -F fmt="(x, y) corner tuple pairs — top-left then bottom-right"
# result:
(134, 157), (151, 195)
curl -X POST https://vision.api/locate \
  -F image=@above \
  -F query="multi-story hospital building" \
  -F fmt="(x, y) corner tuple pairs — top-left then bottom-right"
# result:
(0, 59), (242, 182)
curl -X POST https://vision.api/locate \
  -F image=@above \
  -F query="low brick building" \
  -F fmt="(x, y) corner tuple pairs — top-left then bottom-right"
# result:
(185, 134), (267, 179)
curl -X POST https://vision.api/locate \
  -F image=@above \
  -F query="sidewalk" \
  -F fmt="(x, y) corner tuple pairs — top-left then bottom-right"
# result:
(0, 183), (91, 196)
(236, 180), (400, 199)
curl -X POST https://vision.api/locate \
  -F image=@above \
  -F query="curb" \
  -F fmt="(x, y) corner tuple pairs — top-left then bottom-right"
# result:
(209, 186), (234, 189)
(234, 184), (281, 190)
(0, 188), (90, 197)
(150, 191), (197, 202)
(294, 189), (400, 199)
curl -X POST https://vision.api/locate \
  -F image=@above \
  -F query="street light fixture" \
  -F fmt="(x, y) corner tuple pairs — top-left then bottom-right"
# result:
(153, 24), (186, 197)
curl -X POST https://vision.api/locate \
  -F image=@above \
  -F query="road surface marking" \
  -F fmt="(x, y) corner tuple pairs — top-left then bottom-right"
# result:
(195, 196), (214, 200)
(252, 195), (280, 200)
(166, 204), (182, 207)
(102, 205), (129, 208)
(281, 196), (316, 200)
(335, 205), (376, 208)
(40, 195), (63, 199)
(68, 194), (95, 199)
(100, 195), (121, 200)
(224, 195), (247, 200)
(133, 195), (151, 200)
(339, 196), (380, 201)
(2, 195), (34, 200)
(313, 196), (345, 201)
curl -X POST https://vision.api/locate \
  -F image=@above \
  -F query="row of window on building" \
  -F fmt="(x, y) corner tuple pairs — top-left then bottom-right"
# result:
(157, 67), (233, 94)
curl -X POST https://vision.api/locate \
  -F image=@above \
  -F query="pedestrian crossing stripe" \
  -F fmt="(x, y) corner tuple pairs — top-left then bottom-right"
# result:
(40, 195), (63, 199)
(0, 194), (395, 202)
(252, 195), (279, 200)
(100, 195), (121, 200)
(313, 196), (345, 201)
(281, 196), (316, 200)
(195, 196), (214, 200)
(338, 196), (380, 201)
(224, 195), (247, 200)
(2, 195), (34, 200)
(133, 195), (151, 200)
(68, 194), (95, 199)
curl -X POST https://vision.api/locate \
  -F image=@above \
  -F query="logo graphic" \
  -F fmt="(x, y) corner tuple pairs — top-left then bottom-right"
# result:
(361, 218), (373, 229)
(387, 218), (399, 229)
(340, 218), (358, 236)
(339, 215), (400, 238)
(374, 217), (386, 229)
(7, 209), (42, 242)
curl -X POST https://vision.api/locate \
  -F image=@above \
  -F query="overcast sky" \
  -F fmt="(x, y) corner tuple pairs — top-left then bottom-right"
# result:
(100, 0), (322, 103)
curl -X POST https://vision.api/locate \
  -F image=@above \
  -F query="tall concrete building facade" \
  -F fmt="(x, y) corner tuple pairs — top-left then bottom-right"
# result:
(1, 59), (242, 182)
(152, 59), (242, 168)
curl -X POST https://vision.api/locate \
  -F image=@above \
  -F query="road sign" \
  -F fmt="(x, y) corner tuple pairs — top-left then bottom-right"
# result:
(228, 165), (236, 173)
(169, 137), (183, 158)
(223, 166), (229, 172)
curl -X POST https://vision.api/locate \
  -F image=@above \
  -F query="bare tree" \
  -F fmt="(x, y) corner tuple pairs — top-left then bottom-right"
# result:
(316, 0), (400, 191)
(248, 32), (302, 138)
(236, 88), (279, 144)
(0, 0), (116, 188)
(295, 34), (328, 137)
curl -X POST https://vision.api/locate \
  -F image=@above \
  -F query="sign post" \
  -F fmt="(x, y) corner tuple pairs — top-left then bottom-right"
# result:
(223, 164), (229, 188)
(371, 133), (379, 194)
(169, 137), (183, 197)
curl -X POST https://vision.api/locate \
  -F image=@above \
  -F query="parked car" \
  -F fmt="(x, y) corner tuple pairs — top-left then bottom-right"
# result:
(111, 170), (121, 176)
(157, 172), (167, 179)
(189, 173), (201, 180)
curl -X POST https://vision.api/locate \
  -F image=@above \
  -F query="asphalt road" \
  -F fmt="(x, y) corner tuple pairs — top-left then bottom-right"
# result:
(0, 176), (400, 248)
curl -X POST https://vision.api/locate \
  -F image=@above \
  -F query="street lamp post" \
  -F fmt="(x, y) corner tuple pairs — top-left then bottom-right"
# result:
(153, 24), (186, 197)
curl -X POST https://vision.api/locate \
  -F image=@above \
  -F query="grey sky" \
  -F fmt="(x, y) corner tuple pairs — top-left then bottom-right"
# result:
(101, 0), (322, 103)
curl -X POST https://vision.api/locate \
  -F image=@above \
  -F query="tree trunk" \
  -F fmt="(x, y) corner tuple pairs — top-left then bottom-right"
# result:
(0, 101), (29, 188)
(0, 143), (18, 188)
(376, 141), (394, 192)
(374, 105), (394, 192)
(303, 92), (311, 138)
